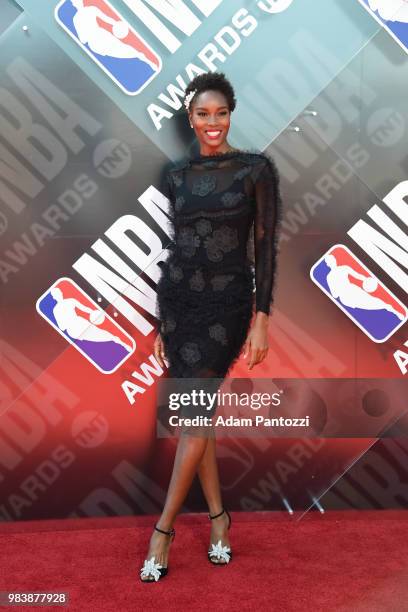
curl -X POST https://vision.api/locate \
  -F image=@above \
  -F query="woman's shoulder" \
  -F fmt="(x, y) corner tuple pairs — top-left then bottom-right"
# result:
(247, 149), (278, 165)
(234, 148), (279, 171)
(164, 156), (190, 175)
(235, 149), (280, 184)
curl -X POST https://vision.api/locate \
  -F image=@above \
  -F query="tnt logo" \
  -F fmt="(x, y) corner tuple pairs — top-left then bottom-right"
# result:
(36, 278), (135, 373)
(358, 0), (408, 56)
(55, 0), (161, 95)
(310, 244), (407, 343)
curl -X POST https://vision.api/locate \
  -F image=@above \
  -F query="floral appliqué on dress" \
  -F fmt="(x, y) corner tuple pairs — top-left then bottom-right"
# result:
(203, 226), (239, 262)
(175, 195), (185, 212)
(169, 262), (184, 282)
(195, 219), (212, 236)
(209, 323), (228, 346)
(220, 191), (245, 208)
(191, 174), (217, 197)
(172, 172), (183, 188)
(176, 223), (238, 262)
(189, 269), (205, 292)
(179, 341), (201, 366)
(176, 227), (201, 258)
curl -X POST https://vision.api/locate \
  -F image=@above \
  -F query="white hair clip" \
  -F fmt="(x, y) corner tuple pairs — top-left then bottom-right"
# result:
(184, 88), (197, 112)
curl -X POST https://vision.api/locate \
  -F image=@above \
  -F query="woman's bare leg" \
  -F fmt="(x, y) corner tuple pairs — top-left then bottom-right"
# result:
(141, 431), (209, 578)
(197, 434), (231, 562)
(197, 433), (223, 514)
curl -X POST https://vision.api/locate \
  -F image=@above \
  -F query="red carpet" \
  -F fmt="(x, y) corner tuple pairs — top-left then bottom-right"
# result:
(1, 511), (407, 611)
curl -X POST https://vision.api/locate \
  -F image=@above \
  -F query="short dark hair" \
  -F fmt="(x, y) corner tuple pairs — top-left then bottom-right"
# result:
(184, 71), (237, 113)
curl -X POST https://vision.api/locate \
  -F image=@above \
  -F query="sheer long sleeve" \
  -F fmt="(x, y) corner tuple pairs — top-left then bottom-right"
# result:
(155, 168), (175, 333)
(252, 153), (283, 315)
(160, 167), (178, 250)
(161, 168), (174, 207)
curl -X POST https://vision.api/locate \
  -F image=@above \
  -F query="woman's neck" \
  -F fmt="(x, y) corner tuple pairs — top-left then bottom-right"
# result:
(198, 143), (237, 157)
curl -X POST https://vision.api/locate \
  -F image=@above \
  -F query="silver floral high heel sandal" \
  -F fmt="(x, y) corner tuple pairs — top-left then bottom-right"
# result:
(208, 508), (232, 565)
(140, 525), (176, 582)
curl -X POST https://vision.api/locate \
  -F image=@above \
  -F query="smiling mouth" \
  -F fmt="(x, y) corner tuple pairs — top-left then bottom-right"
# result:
(206, 130), (222, 139)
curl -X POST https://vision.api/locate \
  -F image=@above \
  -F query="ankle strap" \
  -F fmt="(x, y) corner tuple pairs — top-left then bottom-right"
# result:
(208, 508), (225, 520)
(154, 524), (175, 538)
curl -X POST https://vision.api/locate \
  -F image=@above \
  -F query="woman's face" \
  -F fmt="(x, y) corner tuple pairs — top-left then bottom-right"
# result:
(189, 90), (231, 151)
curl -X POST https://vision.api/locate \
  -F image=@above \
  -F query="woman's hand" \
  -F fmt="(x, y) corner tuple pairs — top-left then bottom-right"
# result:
(242, 312), (269, 370)
(154, 332), (168, 368)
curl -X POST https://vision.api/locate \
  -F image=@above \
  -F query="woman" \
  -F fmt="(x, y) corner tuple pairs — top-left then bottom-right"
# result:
(140, 72), (283, 581)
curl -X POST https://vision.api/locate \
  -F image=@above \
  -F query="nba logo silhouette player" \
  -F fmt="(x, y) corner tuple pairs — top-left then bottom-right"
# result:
(36, 277), (136, 373)
(55, 0), (162, 94)
(310, 244), (407, 342)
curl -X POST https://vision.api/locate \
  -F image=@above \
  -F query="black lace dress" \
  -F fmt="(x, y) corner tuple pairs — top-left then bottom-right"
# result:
(156, 148), (282, 380)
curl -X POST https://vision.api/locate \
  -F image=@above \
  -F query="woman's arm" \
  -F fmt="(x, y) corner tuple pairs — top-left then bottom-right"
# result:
(243, 153), (283, 368)
(253, 153), (283, 320)
(154, 169), (175, 334)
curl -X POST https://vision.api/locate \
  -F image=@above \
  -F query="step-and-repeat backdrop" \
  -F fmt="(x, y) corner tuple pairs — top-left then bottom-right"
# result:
(1, 0), (408, 521)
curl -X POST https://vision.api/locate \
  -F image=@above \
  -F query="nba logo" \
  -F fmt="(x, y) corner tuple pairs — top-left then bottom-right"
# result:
(357, 0), (408, 56)
(310, 244), (407, 343)
(36, 277), (136, 373)
(54, 0), (162, 95)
